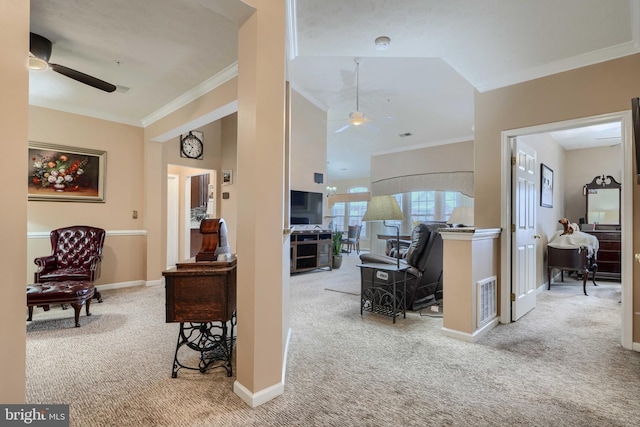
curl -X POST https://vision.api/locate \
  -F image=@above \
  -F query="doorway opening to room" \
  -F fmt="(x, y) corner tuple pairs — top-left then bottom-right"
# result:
(499, 111), (633, 350)
(166, 166), (216, 267)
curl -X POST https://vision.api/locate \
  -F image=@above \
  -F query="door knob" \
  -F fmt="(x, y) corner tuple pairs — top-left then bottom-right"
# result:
(533, 234), (541, 239)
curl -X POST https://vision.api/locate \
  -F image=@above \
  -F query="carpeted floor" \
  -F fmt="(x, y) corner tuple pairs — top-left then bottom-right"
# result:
(25, 254), (640, 426)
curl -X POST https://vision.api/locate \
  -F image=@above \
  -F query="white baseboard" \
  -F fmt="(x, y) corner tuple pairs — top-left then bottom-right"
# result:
(232, 327), (291, 408)
(233, 380), (284, 408)
(146, 279), (164, 287)
(95, 280), (145, 291)
(441, 317), (499, 343)
(632, 341), (640, 352)
(282, 327), (292, 383)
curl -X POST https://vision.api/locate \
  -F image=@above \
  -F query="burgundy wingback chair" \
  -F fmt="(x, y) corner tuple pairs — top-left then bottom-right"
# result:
(34, 225), (106, 302)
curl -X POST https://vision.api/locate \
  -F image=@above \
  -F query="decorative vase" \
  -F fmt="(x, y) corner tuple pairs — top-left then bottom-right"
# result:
(53, 183), (65, 192)
(332, 254), (343, 269)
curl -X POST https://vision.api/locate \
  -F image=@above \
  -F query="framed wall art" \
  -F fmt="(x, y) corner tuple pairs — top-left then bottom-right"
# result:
(28, 142), (106, 202)
(222, 169), (233, 186)
(540, 163), (553, 208)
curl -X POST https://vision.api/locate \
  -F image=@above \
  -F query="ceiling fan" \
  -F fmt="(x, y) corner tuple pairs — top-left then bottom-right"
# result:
(29, 32), (117, 93)
(334, 59), (373, 134)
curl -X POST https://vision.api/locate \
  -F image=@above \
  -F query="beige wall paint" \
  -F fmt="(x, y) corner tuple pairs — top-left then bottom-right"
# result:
(165, 120), (222, 261)
(235, 0), (287, 401)
(0, 0), (28, 403)
(144, 78), (238, 283)
(475, 54), (640, 342)
(564, 145), (622, 223)
(27, 107), (146, 287)
(371, 140), (474, 182)
(290, 89), (327, 193)
(221, 113), (238, 252)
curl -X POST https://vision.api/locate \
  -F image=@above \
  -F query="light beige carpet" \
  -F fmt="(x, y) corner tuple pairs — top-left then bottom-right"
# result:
(25, 255), (640, 426)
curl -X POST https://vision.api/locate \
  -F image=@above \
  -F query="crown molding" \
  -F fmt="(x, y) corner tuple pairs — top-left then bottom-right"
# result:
(29, 98), (144, 127)
(475, 41), (640, 92)
(141, 61), (238, 127)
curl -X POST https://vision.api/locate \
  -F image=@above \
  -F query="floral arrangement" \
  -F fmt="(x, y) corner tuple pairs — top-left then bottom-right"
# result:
(31, 153), (88, 192)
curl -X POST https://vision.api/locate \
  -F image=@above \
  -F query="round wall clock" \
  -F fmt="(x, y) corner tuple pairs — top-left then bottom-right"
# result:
(180, 131), (203, 159)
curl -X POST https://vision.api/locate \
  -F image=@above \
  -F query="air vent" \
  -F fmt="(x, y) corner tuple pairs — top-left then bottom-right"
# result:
(477, 276), (497, 327)
(398, 132), (413, 138)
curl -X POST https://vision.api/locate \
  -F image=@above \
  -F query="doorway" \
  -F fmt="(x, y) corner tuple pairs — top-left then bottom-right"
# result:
(167, 174), (179, 269)
(499, 111), (633, 350)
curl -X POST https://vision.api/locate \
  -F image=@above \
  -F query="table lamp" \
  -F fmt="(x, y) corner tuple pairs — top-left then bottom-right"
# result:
(362, 195), (405, 268)
(447, 206), (474, 227)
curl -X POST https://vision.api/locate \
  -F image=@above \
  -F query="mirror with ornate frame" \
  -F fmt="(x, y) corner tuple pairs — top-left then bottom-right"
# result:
(584, 175), (621, 226)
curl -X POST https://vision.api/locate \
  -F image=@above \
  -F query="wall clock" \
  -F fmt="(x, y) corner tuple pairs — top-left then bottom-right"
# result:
(180, 131), (204, 160)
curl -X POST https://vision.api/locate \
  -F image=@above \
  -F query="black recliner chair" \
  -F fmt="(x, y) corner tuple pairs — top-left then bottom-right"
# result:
(359, 222), (447, 310)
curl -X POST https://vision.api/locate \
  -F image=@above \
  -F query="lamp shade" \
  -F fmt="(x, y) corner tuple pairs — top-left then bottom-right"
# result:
(362, 195), (405, 222)
(447, 206), (474, 226)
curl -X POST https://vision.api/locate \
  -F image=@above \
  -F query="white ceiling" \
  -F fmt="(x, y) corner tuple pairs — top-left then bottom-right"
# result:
(28, 0), (639, 180)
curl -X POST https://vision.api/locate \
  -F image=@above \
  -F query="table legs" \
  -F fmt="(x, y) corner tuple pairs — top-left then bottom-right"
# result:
(171, 312), (236, 378)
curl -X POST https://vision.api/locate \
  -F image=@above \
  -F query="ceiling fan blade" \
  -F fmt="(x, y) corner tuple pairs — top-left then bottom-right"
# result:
(50, 63), (117, 93)
(29, 32), (52, 61)
(335, 124), (350, 133)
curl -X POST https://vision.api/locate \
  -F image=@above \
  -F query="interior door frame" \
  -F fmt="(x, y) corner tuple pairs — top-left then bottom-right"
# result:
(167, 174), (179, 269)
(499, 111), (633, 350)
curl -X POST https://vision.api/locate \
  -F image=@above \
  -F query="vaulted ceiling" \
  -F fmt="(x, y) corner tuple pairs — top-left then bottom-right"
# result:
(29, 0), (639, 179)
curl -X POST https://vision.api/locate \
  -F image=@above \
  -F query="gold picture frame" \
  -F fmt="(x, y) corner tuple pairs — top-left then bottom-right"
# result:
(28, 142), (106, 202)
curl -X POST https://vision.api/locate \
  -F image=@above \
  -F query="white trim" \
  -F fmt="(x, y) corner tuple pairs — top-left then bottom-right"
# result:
(28, 99), (143, 127)
(441, 318), (499, 343)
(439, 228), (502, 241)
(146, 279), (163, 287)
(232, 327), (291, 407)
(282, 327), (292, 383)
(633, 341), (640, 352)
(28, 229), (147, 239)
(286, 0), (299, 61)
(141, 62), (238, 128)
(233, 380), (284, 408)
(148, 100), (238, 143)
(500, 111), (633, 349)
(476, 41), (640, 92)
(95, 280), (145, 291)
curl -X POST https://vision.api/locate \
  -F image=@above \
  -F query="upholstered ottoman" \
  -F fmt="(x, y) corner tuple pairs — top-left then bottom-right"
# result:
(27, 281), (95, 327)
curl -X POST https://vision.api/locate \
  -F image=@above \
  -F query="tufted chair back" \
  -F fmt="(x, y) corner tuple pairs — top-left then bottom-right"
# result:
(34, 226), (106, 284)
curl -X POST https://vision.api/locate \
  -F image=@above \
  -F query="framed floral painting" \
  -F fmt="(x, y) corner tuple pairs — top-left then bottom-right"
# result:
(28, 142), (106, 202)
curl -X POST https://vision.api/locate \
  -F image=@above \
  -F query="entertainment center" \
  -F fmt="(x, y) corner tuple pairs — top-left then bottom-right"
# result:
(290, 230), (332, 273)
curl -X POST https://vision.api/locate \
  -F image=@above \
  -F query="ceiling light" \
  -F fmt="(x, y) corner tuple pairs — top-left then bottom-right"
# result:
(28, 56), (48, 70)
(349, 111), (366, 126)
(375, 36), (391, 51)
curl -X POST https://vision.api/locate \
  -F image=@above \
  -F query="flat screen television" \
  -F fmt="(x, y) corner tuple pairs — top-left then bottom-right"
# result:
(290, 190), (323, 225)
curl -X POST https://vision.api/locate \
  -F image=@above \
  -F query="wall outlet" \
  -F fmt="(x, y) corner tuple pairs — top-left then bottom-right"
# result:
(132, 210), (138, 219)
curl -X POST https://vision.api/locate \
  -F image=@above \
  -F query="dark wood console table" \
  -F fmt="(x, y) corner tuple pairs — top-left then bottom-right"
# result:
(163, 258), (236, 377)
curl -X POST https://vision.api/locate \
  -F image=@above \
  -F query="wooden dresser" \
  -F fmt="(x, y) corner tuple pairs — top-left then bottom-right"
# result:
(582, 230), (621, 280)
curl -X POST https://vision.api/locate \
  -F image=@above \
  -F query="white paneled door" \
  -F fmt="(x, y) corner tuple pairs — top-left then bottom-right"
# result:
(511, 138), (538, 321)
